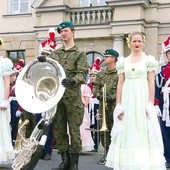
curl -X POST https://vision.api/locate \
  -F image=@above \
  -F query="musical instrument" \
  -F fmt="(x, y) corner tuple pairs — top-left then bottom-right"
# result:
(99, 84), (108, 132)
(14, 119), (29, 155)
(99, 84), (109, 160)
(12, 57), (66, 170)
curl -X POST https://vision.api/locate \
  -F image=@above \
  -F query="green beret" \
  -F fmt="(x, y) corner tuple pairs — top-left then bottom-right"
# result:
(57, 21), (74, 34)
(103, 49), (119, 57)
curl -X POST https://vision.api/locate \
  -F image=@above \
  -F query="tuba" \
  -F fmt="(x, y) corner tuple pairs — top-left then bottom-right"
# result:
(12, 57), (66, 170)
(14, 57), (65, 113)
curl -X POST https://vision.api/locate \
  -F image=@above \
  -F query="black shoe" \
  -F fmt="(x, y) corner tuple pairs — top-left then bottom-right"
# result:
(97, 156), (106, 165)
(91, 149), (98, 152)
(44, 154), (51, 160)
(166, 162), (170, 168)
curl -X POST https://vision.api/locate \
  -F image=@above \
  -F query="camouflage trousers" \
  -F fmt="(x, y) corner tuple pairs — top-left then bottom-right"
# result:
(53, 97), (84, 154)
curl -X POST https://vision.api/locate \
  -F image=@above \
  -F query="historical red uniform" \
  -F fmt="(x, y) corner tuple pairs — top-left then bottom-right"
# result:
(9, 60), (24, 146)
(155, 36), (170, 166)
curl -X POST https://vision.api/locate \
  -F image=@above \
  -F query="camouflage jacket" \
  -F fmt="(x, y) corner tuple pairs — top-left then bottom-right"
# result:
(93, 68), (118, 102)
(51, 45), (88, 97)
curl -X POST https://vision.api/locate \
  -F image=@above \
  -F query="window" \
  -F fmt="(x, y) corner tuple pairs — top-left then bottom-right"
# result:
(9, 0), (29, 14)
(8, 50), (25, 65)
(81, 0), (106, 7)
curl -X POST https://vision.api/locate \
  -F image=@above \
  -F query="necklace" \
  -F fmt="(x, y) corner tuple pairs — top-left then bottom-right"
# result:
(132, 67), (135, 71)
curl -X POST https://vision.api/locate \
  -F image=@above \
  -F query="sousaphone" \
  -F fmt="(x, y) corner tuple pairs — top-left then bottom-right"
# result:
(12, 57), (66, 170)
(15, 57), (65, 113)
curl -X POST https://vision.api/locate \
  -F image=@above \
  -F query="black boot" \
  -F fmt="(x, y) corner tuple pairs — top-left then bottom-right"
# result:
(69, 153), (79, 170)
(51, 150), (70, 170)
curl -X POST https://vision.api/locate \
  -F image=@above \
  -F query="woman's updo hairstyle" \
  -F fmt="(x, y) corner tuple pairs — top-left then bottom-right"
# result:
(126, 32), (146, 49)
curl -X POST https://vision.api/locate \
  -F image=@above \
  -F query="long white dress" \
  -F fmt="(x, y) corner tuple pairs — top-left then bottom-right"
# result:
(0, 56), (15, 164)
(106, 53), (166, 170)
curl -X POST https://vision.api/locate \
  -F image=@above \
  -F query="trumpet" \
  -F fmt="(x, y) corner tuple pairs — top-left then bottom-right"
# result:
(99, 84), (108, 132)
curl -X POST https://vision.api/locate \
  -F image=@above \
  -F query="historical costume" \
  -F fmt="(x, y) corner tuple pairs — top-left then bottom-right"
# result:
(39, 28), (57, 55)
(155, 36), (170, 168)
(0, 56), (15, 164)
(106, 52), (165, 170)
(88, 57), (101, 151)
(80, 84), (94, 152)
(9, 60), (24, 146)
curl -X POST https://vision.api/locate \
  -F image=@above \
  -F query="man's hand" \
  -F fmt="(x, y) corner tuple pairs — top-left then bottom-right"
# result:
(62, 78), (76, 87)
(16, 110), (22, 117)
(37, 54), (46, 62)
(106, 96), (114, 103)
(97, 95), (113, 102)
(97, 95), (102, 101)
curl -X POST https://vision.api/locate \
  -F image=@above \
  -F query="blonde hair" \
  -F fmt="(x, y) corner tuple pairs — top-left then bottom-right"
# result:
(126, 32), (145, 49)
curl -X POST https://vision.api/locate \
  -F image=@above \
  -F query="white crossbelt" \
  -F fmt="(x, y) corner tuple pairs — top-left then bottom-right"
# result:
(161, 77), (170, 127)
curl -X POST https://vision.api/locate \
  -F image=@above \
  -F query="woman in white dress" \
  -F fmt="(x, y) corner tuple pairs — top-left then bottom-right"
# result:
(80, 84), (94, 152)
(0, 39), (15, 164)
(105, 32), (166, 170)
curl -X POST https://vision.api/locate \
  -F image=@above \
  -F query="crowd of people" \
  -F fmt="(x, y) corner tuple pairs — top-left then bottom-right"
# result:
(0, 21), (170, 170)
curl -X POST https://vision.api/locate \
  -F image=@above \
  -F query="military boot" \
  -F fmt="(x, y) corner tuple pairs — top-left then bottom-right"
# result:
(97, 147), (109, 165)
(51, 150), (70, 170)
(69, 153), (79, 170)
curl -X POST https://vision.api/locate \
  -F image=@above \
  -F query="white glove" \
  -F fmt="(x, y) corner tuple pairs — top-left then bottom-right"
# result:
(114, 103), (124, 120)
(154, 105), (162, 117)
(16, 110), (22, 117)
(0, 100), (9, 109)
(111, 103), (124, 140)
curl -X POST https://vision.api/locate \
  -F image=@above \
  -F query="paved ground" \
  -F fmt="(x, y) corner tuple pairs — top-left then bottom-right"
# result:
(0, 150), (111, 170)
(0, 149), (169, 170)
(35, 151), (112, 170)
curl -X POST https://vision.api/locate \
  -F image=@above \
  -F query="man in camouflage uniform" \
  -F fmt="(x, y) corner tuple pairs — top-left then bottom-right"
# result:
(93, 49), (119, 165)
(50, 22), (88, 170)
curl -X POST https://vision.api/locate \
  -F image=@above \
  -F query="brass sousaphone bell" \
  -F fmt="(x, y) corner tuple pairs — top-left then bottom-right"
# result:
(12, 58), (66, 170)
(15, 57), (66, 113)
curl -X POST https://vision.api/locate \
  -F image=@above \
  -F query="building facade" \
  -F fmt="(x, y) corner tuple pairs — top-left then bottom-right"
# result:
(0, 0), (170, 66)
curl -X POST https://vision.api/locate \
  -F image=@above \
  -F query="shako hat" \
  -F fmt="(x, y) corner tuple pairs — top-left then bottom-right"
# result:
(89, 57), (102, 75)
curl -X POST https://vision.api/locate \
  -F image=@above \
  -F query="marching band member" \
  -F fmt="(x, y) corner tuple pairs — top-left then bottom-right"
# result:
(35, 27), (57, 160)
(155, 36), (170, 168)
(9, 70), (22, 146)
(49, 21), (88, 170)
(88, 57), (101, 151)
(93, 49), (119, 165)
